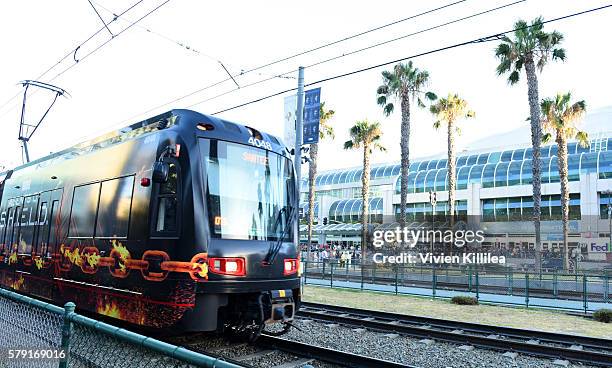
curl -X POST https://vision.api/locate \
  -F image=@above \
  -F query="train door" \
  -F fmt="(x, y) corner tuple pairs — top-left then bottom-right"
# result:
(8, 197), (24, 256)
(39, 189), (63, 258)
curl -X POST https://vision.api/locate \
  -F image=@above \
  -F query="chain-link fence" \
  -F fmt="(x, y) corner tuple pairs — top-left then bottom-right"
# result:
(0, 290), (63, 368)
(302, 260), (612, 312)
(0, 288), (241, 368)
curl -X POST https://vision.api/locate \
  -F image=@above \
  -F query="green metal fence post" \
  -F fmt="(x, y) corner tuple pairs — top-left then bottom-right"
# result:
(583, 274), (588, 314)
(525, 274), (529, 308)
(553, 269), (558, 297)
(360, 262), (364, 290)
(605, 271), (609, 303)
(508, 268), (513, 295)
(59, 302), (75, 368)
(432, 267), (437, 298)
(346, 262), (349, 281)
(475, 270), (480, 301)
(330, 262), (334, 287)
(468, 266), (472, 292)
(394, 266), (399, 294)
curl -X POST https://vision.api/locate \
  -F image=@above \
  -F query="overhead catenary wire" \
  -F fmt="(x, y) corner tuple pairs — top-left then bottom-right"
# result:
(183, 0), (525, 110)
(0, 0), (148, 118)
(113, 0), (470, 125)
(210, 3), (612, 116)
(48, 0), (173, 83)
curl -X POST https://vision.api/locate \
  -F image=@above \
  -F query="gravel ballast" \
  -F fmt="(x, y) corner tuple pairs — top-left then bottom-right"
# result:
(270, 318), (601, 368)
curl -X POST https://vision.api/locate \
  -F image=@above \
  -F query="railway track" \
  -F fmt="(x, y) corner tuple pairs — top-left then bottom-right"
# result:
(175, 332), (408, 368)
(298, 302), (612, 367)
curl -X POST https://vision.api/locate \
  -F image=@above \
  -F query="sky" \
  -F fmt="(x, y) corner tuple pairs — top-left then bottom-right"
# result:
(1, 0), (611, 174)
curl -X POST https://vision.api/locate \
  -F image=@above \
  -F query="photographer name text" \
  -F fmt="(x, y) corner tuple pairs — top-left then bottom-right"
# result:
(372, 252), (506, 265)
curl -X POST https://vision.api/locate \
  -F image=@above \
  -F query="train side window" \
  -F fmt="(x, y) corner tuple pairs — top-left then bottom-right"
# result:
(19, 195), (39, 254)
(96, 176), (134, 238)
(1, 207), (12, 253)
(152, 161), (180, 237)
(69, 183), (101, 238)
(10, 205), (21, 250)
(46, 200), (59, 257)
(37, 201), (48, 255)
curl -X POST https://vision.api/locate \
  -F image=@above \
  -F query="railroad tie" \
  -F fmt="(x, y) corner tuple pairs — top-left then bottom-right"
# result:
(233, 349), (275, 362)
(502, 352), (518, 360)
(271, 358), (315, 368)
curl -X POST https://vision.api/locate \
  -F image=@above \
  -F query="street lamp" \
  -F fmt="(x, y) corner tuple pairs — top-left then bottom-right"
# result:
(429, 191), (437, 255)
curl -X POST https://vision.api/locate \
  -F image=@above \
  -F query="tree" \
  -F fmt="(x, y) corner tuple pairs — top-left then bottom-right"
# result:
(376, 62), (436, 228)
(540, 92), (587, 271)
(429, 93), (475, 232)
(306, 102), (335, 261)
(344, 120), (386, 260)
(494, 17), (565, 271)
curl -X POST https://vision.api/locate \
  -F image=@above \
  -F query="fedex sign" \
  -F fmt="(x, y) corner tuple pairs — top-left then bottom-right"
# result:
(590, 243), (611, 253)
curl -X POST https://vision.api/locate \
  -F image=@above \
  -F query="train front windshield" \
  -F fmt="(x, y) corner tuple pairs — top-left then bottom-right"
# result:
(200, 139), (296, 241)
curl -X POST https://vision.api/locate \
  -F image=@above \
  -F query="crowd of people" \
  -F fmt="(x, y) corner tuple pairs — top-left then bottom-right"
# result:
(301, 243), (361, 266)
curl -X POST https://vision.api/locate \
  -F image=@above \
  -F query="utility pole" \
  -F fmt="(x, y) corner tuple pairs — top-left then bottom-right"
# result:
(295, 67), (305, 259)
(429, 191), (437, 256)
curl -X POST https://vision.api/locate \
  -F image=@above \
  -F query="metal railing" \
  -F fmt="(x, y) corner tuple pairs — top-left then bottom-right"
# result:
(0, 288), (241, 368)
(301, 260), (612, 313)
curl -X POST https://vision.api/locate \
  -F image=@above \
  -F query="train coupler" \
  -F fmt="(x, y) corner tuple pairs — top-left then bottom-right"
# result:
(264, 289), (295, 324)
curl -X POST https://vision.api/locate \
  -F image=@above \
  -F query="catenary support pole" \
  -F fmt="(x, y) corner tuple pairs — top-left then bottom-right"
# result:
(295, 66), (305, 262)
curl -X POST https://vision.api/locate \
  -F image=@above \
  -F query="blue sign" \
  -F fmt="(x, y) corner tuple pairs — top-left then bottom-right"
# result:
(303, 88), (321, 144)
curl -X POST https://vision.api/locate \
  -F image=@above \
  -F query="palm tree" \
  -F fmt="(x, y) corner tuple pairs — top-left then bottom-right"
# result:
(344, 120), (386, 260)
(429, 93), (475, 231)
(306, 102), (335, 261)
(495, 17), (565, 271)
(376, 62), (436, 227)
(540, 92), (587, 271)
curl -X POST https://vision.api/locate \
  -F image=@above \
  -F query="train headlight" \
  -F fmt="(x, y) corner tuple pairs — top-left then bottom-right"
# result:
(208, 257), (246, 276)
(283, 258), (298, 276)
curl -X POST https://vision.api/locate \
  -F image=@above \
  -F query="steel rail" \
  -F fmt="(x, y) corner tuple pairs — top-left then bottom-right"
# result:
(257, 334), (411, 368)
(298, 302), (612, 367)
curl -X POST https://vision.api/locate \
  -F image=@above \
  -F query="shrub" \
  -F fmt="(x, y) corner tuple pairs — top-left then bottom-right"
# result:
(451, 295), (478, 305)
(593, 309), (612, 323)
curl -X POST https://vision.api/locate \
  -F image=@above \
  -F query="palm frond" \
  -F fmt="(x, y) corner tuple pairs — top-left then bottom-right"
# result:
(552, 48), (566, 61)
(383, 103), (394, 116)
(376, 85), (389, 95)
(575, 131), (589, 148)
(343, 140), (354, 150)
(508, 70), (520, 85)
(377, 95), (387, 107)
(425, 91), (437, 101)
(542, 132), (552, 144)
(494, 43), (512, 58)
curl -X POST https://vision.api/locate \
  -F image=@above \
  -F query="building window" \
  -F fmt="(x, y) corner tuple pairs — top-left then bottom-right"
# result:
(600, 192), (612, 219)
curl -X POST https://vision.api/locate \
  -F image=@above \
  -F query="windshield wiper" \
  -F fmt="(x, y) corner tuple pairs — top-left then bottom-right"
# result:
(263, 205), (295, 265)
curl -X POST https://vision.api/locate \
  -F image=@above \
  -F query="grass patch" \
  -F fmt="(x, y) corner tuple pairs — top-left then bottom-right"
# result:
(451, 295), (478, 305)
(593, 309), (612, 323)
(301, 285), (612, 338)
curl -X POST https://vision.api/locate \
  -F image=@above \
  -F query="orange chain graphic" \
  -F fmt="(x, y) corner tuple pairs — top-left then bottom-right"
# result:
(1, 240), (208, 282)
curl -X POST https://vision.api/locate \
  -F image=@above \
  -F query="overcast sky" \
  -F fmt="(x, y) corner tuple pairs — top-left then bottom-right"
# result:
(1, 0), (611, 173)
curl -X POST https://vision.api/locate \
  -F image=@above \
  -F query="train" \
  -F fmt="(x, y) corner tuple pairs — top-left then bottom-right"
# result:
(0, 109), (301, 339)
